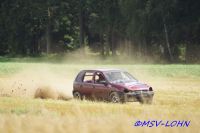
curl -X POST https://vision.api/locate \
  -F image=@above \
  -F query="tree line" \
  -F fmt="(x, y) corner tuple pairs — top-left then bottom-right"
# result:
(0, 0), (200, 63)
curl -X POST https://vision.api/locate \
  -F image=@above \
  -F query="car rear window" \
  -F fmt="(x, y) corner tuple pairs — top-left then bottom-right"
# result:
(75, 71), (85, 82)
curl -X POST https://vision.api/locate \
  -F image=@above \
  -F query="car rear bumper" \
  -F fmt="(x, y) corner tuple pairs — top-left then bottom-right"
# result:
(124, 91), (154, 102)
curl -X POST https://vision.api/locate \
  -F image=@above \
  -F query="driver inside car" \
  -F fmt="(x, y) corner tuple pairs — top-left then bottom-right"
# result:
(95, 73), (105, 83)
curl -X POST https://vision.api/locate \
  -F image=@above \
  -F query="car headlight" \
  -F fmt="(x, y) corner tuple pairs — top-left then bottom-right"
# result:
(124, 88), (130, 93)
(149, 87), (153, 91)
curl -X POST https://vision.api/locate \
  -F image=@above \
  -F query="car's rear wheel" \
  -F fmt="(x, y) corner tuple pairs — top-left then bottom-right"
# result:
(73, 92), (82, 100)
(110, 92), (121, 103)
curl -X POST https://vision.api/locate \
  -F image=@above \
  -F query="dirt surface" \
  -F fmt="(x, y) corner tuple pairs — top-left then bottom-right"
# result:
(0, 68), (73, 100)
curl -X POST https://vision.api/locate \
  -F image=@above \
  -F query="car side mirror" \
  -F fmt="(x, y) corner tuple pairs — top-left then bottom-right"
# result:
(99, 80), (108, 86)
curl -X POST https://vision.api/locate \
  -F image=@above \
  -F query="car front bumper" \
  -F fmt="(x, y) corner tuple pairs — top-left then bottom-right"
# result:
(124, 90), (154, 102)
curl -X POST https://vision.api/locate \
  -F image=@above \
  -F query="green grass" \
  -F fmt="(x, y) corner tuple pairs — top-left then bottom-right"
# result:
(0, 62), (200, 78)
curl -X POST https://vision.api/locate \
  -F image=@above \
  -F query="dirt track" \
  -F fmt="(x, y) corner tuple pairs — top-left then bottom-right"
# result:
(0, 68), (73, 100)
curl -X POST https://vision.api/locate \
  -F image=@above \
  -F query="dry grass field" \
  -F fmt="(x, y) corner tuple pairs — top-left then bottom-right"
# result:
(0, 63), (199, 133)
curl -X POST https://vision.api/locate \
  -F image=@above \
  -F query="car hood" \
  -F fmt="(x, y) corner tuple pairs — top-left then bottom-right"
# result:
(112, 81), (150, 91)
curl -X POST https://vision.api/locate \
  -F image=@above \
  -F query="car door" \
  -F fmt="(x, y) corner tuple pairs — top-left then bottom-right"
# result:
(93, 72), (110, 100)
(81, 71), (94, 99)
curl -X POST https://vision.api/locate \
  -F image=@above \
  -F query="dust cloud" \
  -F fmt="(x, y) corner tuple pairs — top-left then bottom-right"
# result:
(0, 67), (73, 100)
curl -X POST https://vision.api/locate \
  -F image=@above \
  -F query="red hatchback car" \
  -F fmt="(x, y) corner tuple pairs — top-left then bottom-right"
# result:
(73, 69), (154, 104)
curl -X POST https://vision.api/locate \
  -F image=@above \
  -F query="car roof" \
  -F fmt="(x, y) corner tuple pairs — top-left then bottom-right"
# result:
(82, 69), (123, 72)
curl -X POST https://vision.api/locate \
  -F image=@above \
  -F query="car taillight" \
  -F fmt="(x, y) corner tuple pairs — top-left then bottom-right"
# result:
(149, 87), (153, 91)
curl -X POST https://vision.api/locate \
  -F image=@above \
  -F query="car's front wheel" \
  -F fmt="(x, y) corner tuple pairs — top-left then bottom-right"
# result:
(73, 91), (82, 100)
(110, 92), (121, 103)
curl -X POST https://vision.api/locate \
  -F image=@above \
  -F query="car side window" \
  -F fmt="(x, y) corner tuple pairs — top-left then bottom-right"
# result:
(83, 72), (94, 83)
(94, 72), (106, 84)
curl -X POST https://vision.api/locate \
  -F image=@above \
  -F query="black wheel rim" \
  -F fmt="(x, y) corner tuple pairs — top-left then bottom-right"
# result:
(111, 94), (119, 103)
(74, 92), (80, 99)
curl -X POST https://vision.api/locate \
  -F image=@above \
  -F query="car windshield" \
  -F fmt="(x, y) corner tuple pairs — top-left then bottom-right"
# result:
(104, 71), (138, 83)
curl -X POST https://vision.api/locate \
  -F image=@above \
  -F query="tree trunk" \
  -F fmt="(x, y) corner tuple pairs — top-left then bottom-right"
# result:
(105, 27), (111, 56)
(163, 20), (173, 61)
(111, 30), (116, 56)
(46, 7), (51, 54)
(100, 33), (104, 56)
(79, 0), (84, 54)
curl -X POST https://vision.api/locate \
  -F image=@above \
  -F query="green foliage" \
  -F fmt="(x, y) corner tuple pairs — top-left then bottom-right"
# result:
(0, 0), (200, 62)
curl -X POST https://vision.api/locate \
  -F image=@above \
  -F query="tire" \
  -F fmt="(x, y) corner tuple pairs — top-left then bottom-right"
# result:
(110, 92), (121, 103)
(73, 92), (82, 100)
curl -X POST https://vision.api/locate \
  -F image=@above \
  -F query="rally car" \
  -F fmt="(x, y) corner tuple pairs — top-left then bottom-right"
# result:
(73, 69), (154, 104)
